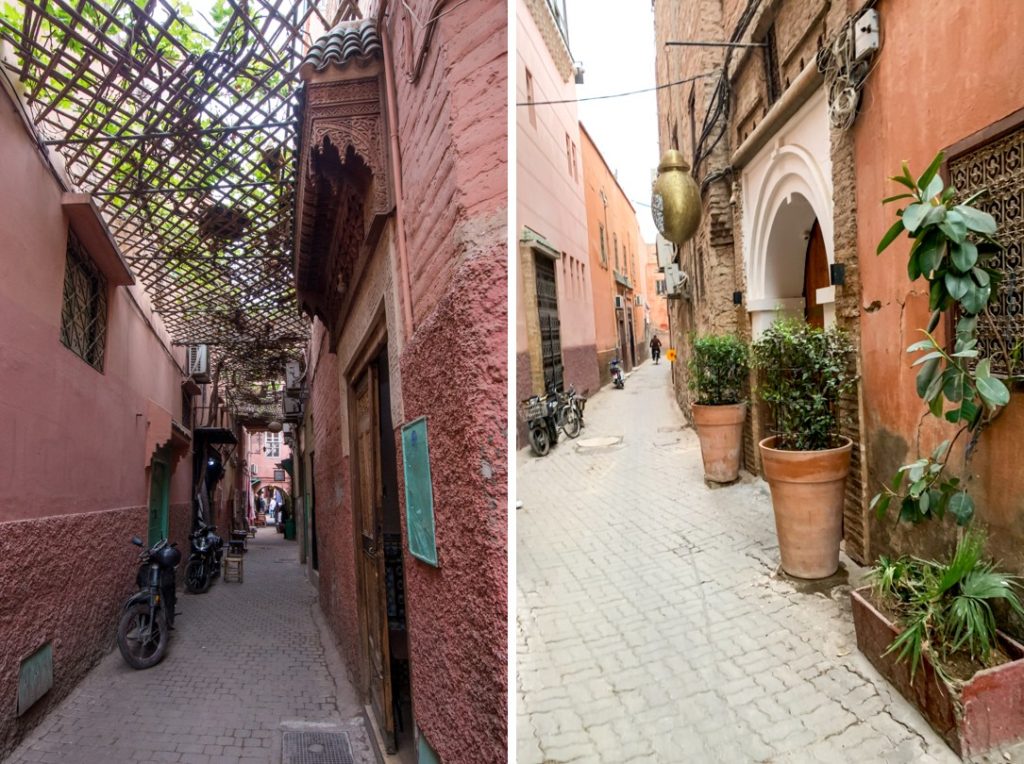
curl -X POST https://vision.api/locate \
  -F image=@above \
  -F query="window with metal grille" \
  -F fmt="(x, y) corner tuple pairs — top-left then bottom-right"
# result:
(60, 230), (107, 370)
(265, 431), (281, 457)
(599, 223), (607, 266)
(948, 119), (1024, 375)
(762, 24), (782, 106)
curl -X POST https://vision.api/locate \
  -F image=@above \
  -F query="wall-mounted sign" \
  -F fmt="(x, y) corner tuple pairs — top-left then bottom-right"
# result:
(401, 417), (438, 567)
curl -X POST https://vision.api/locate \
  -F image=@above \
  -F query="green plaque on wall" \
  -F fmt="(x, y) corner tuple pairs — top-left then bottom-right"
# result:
(401, 417), (438, 567)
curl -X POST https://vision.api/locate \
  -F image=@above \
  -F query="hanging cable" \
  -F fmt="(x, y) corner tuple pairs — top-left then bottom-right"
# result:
(516, 69), (720, 107)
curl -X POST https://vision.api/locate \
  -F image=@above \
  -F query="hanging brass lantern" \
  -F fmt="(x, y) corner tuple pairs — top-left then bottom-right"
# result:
(651, 150), (701, 245)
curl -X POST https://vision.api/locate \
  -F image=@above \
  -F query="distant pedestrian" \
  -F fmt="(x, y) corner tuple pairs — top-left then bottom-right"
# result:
(650, 335), (662, 364)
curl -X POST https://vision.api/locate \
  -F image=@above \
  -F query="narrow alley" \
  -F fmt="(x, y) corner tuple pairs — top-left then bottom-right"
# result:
(516, 361), (1018, 764)
(5, 530), (376, 764)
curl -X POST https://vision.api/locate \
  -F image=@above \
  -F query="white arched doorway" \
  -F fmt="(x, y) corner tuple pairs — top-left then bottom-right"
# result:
(741, 91), (835, 337)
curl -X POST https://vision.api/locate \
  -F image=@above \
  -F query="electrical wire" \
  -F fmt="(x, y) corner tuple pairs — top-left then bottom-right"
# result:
(516, 69), (720, 107)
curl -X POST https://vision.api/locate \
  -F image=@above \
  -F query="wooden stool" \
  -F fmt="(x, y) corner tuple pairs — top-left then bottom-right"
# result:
(223, 552), (244, 583)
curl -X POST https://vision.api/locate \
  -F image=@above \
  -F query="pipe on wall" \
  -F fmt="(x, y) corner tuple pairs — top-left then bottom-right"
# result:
(380, 5), (416, 341)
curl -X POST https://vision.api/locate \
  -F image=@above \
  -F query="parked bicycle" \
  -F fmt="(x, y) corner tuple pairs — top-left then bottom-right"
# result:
(554, 386), (585, 439)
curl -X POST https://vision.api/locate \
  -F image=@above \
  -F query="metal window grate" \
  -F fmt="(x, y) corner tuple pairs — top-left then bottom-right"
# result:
(762, 25), (782, 106)
(949, 123), (1024, 376)
(60, 231), (107, 370)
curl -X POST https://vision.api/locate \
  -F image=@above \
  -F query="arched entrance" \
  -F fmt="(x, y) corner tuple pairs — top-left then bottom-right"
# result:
(741, 92), (836, 337)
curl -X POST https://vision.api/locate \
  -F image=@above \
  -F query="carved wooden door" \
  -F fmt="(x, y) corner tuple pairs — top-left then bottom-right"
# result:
(354, 368), (396, 751)
(803, 221), (829, 329)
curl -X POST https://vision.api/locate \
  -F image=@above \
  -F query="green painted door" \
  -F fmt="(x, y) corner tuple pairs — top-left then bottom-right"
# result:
(147, 453), (170, 545)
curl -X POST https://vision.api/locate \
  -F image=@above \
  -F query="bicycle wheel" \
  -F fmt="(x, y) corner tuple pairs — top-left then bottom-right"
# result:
(561, 406), (581, 438)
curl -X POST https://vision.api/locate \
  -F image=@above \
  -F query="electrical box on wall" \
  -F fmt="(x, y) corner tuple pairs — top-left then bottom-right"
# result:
(854, 9), (880, 60)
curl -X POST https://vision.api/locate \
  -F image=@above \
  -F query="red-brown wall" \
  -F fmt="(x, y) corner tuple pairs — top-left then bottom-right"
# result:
(0, 83), (194, 756)
(854, 0), (1024, 567)
(303, 3), (508, 762)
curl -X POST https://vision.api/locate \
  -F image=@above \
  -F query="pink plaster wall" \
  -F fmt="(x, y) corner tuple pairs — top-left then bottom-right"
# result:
(307, 321), (362, 674)
(398, 249), (507, 764)
(246, 430), (293, 502)
(0, 86), (194, 757)
(854, 0), (1024, 567)
(387, 3), (508, 759)
(516, 0), (599, 393)
(302, 3), (508, 760)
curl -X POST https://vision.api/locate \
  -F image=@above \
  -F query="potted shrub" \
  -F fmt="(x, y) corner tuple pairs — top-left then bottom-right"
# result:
(687, 333), (749, 483)
(750, 318), (856, 579)
(851, 531), (1024, 757)
(854, 152), (1024, 756)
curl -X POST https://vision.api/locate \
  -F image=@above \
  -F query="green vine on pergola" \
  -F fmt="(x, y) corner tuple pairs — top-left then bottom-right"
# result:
(0, 0), (360, 420)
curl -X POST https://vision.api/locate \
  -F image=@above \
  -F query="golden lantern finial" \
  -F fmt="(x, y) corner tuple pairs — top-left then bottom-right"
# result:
(652, 150), (701, 245)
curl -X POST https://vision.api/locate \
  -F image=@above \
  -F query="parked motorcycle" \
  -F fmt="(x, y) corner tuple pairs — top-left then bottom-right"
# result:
(610, 358), (625, 389)
(117, 536), (180, 670)
(520, 394), (560, 457)
(184, 523), (223, 594)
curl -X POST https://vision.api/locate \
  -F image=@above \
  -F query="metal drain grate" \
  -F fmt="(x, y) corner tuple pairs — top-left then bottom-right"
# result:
(282, 732), (354, 764)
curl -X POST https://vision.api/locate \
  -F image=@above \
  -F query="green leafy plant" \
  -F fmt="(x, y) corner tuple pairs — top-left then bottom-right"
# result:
(872, 152), (1019, 526)
(687, 333), (749, 405)
(750, 318), (856, 451)
(868, 530), (1024, 682)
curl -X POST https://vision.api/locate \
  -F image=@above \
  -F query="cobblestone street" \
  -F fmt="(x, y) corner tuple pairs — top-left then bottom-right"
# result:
(6, 530), (376, 764)
(516, 360), (1017, 764)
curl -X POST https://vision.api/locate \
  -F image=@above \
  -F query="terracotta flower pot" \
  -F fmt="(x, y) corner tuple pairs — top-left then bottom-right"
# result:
(692, 402), (746, 483)
(758, 435), (852, 579)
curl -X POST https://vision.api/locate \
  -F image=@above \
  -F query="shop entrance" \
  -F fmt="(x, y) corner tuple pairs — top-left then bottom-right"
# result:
(352, 344), (411, 756)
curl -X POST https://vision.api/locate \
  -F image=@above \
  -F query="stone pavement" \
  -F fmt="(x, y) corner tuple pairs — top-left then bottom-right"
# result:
(7, 529), (376, 764)
(516, 360), (1021, 764)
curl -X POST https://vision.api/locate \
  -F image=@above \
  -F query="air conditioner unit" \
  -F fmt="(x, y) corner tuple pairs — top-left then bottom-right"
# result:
(613, 295), (625, 310)
(655, 234), (676, 269)
(283, 394), (303, 423)
(664, 264), (691, 299)
(284, 360), (303, 392)
(187, 344), (210, 383)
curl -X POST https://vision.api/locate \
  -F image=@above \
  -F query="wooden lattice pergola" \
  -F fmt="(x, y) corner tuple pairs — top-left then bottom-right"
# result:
(0, 0), (360, 423)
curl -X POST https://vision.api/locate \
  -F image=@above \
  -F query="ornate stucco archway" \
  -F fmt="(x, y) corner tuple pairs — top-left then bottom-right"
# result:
(741, 91), (835, 336)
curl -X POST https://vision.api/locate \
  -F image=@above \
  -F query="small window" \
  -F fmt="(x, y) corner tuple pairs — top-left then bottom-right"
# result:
(526, 68), (536, 128)
(274, 469), (286, 482)
(251, 463), (258, 475)
(60, 230), (107, 371)
(614, 233), (619, 270)
(571, 141), (578, 181)
(265, 431), (281, 457)
(181, 389), (193, 430)
(762, 24), (782, 106)
(565, 133), (573, 176)
(598, 223), (607, 267)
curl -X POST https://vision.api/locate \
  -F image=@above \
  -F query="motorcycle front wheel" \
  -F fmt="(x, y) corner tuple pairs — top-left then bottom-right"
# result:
(527, 425), (550, 456)
(117, 602), (169, 670)
(185, 558), (210, 593)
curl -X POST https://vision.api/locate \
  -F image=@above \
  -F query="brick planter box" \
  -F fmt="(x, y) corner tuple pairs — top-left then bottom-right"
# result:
(851, 587), (1024, 757)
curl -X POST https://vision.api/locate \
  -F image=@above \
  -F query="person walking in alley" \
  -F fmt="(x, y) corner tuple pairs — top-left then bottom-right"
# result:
(650, 334), (662, 364)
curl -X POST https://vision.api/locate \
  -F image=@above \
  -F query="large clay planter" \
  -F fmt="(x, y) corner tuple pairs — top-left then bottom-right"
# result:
(851, 587), (1024, 756)
(692, 402), (746, 483)
(758, 435), (851, 579)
